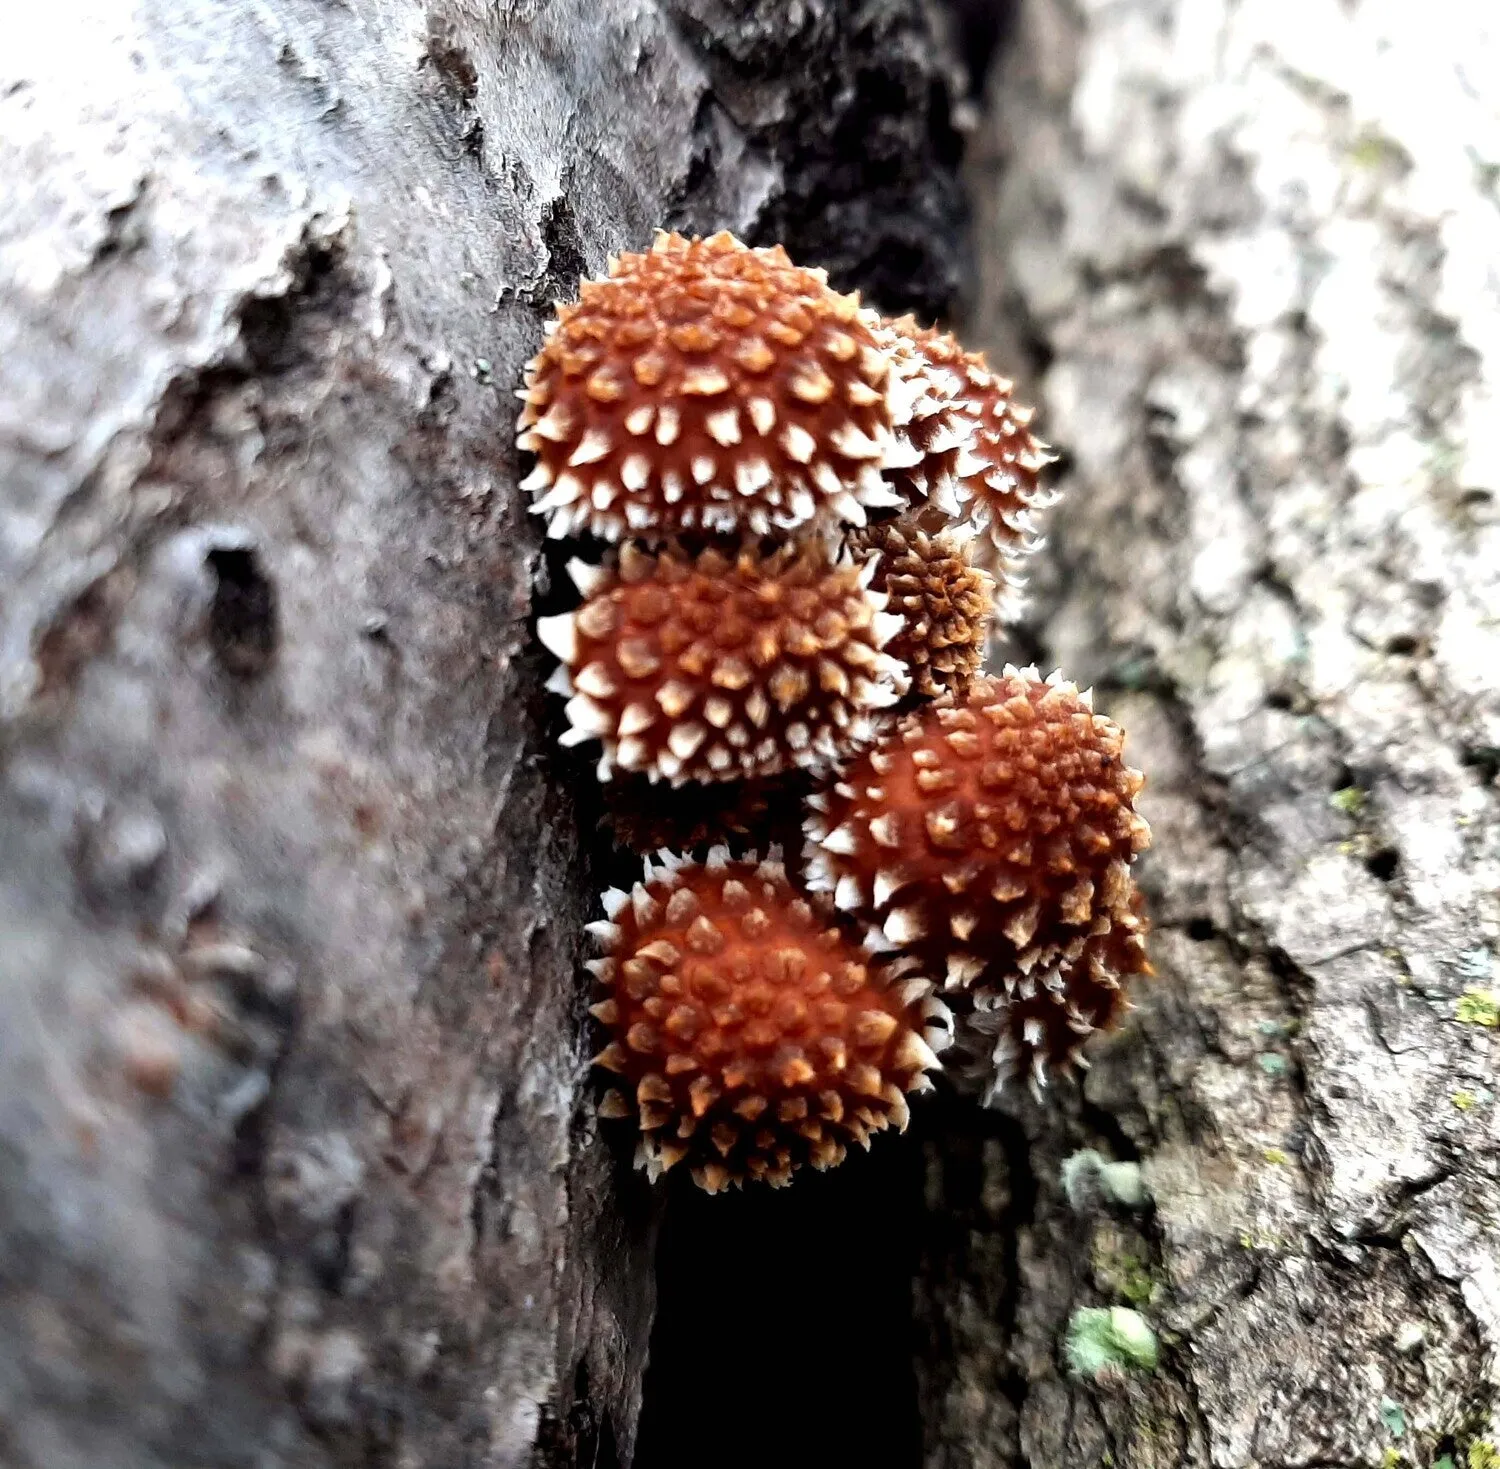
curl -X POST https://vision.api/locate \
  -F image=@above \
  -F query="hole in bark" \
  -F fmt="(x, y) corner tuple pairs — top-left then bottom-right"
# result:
(539, 194), (587, 304)
(1264, 689), (1295, 711)
(1384, 633), (1420, 655)
(235, 244), (341, 375)
(635, 1138), (923, 1469)
(1461, 744), (1500, 784)
(207, 548), (278, 676)
(1187, 916), (1215, 941)
(1365, 846), (1400, 881)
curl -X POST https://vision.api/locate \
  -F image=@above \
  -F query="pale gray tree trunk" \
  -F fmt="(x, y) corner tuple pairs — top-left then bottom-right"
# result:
(916, 0), (1500, 1464)
(0, 3), (965, 1466)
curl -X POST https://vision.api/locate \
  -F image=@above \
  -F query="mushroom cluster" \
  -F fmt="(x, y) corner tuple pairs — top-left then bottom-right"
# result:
(519, 230), (1153, 1191)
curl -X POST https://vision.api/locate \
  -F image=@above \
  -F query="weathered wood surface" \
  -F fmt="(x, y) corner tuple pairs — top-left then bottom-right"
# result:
(0, 3), (965, 1465)
(917, 1), (1500, 1464)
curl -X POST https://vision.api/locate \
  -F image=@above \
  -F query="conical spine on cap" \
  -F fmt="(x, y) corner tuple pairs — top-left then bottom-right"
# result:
(848, 519), (997, 698)
(516, 230), (914, 544)
(538, 542), (910, 784)
(587, 848), (951, 1191)
(801, 666), (1151, 1077)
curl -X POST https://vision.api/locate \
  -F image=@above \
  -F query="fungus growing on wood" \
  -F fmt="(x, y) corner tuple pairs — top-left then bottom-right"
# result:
(586, 849), (951, 1191)
(802, 666), (1151, 1083)
(876, 316), (1057, 576)
(848, 519), (996, 698)
(516, 229), (1151, 1169)
(537, 542), (909, 783)
(517, 230), (915, 542)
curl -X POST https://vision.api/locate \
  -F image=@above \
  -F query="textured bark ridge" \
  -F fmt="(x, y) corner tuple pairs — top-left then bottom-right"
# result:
(0, 4), (964, 1466)
(918, 1), (1500, 1464)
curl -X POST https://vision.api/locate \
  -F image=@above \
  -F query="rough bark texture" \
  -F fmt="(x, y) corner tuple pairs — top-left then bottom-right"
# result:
(918, 1), (1500, 1465)
(0, 4), (964, 1467)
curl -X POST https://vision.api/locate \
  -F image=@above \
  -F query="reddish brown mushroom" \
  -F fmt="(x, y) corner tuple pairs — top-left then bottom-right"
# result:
(587, 849), (950, 1191)
(802, 666), (1152, 1085)
(537, 541), (909, 783)
(517, 230), (916, 542)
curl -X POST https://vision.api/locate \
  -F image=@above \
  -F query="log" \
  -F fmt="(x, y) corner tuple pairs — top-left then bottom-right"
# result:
(0, 3), (966, 1465)
(918, 0), (1500, 1464)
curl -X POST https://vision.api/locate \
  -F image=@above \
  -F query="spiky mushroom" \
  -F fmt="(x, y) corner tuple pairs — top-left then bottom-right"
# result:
(516, 230), (916, 542)
(848, 519), (998, 697)
(801, 666), (1152, 1087)
(537, 542), (909, 783)
(876, 317), (1057, 574)
(586, 848), (951, 1191)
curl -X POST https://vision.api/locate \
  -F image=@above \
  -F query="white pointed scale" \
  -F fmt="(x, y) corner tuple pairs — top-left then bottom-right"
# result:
(536, 611), (578, 664)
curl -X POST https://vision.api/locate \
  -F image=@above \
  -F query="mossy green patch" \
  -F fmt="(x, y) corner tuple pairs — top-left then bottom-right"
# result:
(1065, 1307), (1159, 1378)
(1330, 786), (1367, 816)
(1457, 989), (1500, 1027)
(1062, 1149), (1150, 1211)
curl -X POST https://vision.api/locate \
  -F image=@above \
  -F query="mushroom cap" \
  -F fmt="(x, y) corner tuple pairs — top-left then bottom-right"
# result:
(517, 230), (912, 543)
(849, 518), (997, 698)
(876, 317), (1057, 569)
(802, 664), (1151, 1000)
(587, 849), (950, 1191)
(538, 541), (910, 784)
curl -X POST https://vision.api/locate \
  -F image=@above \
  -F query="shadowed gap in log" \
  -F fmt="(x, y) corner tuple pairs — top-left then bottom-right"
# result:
(634, 1134), (925, 1469)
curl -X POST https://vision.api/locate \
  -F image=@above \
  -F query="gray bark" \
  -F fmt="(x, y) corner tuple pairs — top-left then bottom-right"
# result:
(0, 4), (964, 1467)
(918, 0), (1500, 1465)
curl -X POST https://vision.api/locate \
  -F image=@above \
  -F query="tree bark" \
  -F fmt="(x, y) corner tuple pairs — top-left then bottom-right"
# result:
(917, 0), (1500, 1464)
(0, 4), (965, 1466)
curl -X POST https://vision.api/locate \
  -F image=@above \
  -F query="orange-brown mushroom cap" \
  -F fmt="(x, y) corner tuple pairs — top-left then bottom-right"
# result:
(538, 541), (909, 784)
(802, 666), (1151, 1079)
(586, 849), (951, 1191)
(517, 230), (916, 543)
(876, 317), (1057, 574)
